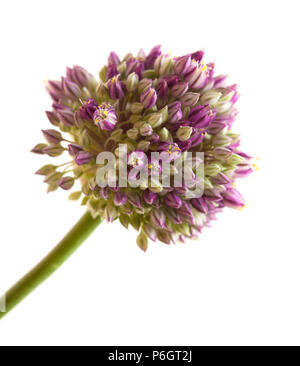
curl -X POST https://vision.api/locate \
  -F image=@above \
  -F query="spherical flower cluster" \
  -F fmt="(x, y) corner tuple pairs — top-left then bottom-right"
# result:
(32, 46), (253, 251)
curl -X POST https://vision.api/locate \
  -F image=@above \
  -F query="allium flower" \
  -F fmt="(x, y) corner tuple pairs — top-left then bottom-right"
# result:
(2, 48), (254, 317)
(32, 45), (253, 253)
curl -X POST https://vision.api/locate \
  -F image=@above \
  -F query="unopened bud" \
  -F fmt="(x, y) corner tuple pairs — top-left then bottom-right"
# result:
(205, 163), (222, 177)
(136, 231), (148, 252)
(212, 135), (232, 147)
(213, 147), (232, 160)
(43, 144), (65, 157)
(127, 72), (139, 92)
(137, 140), (150, 151)
(127, 128), (139, 140)
(176, 126), (193, 141)
(148, 113), (163, 128)
(130, 102), (144, 114)
(140, 123), (153, 136)
(42, 129), (63, 144)
(58, 176), (74, 190)
(35, 164), (57, 176)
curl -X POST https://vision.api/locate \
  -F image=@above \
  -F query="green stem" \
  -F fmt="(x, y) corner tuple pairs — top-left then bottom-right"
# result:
(0, 211), (101, 320)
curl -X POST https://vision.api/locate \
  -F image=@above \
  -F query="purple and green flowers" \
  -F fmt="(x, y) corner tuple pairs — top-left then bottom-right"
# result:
(32, 46), (253, 251)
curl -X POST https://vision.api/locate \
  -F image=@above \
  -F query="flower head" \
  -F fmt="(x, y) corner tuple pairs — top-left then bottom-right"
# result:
(33, 46), (253, 251)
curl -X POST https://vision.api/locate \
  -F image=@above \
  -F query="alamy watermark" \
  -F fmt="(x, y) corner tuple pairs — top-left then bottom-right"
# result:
(95, 144), (204, 199)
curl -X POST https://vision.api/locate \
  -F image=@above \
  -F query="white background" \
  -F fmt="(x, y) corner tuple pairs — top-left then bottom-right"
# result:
(0, 0), (299, 346)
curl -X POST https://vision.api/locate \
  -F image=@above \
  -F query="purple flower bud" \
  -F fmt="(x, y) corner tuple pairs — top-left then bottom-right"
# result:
(164, 192), (182, 209)
(207, 121), (226, 135)
(93, 103), (118, 131)
(189, 129), (206, 147)
(190, 198), (208, 214)
(147, 132), (160, 144)
(42, 129), (63, 145)
(234, 167), (253, 178)
(222, 188), (245, 209)
(75, 151), (93, 166)
(163, 75), (179, 88)
(174, 54), (192, 76)
(204, 189), (223, 202)
(107, 64), (118, 79)
(68, 144), (83, 157)
(99, 187), (110, 200)
(170, 81), (189, 98)
(45, 111), (60, 126)
(150, 208), (166, 229)
(79, 98), (98, 120)
(191, 50), (204, 62)
(31, 143), (47, 155)
(63, 78), (81, 99)
(108, 51), (120, 65)
(140, 88), (157, 109)
(67, 66), (94, 87)
(143, 189), (158, 205)
(213, 74), (227, 88)
(167, 101), (183, 123)
(211, 173), (231, 185)
(185, 62), (208, 89)
(157, 79), (168, 101)
(145, 45), (162, 69)
(107, 75), (125, 100)
(57, 109), (75, 127)
(46, 80), (63, 102)
(142, 224), (157, 242)
(114, 191), (128, 206)
(58, 176), (74, 191)
(180, 92), (200, 107)
(164, 208), (182, 224)
(189, 105), (215, 129)
(127, 190), (142, 209)
(126, 59), (145, 79)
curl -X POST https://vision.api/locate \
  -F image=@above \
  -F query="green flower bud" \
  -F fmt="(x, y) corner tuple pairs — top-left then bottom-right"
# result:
(104, 203), (119, 223)
(226, 153), (245, 166)
(154, 55), (173, 76)
(44, 172), (63, 185)
(213, 147), (232, 160)
(99, 65), (108, 82)
(205, 163), (222, 177)
(204, 177), (213, 189)
(119, 214), (130, 229)
(137, 140), (150, 151)
(130, 102), (144, 114)
(140, 123), (153, 136)
(214, 101), (232, 114)
(158, 127), (172, 142)
(117, 61), (127, 77)
(138, 78), (153, 94)
(159, 105), (168, 123)
(111, 128), (124, 142)
(142, 69), (156, 79)
(127, 72), (139, 92)
(43, 144), (65, 157)
(200, 90), (222, 105)
(35, 164), (57, 176)
(127, 128), (139, 140)
(148, 113), (163, 129)
(68, 191), (82, 201)
(212, 135), (232, 147)
(176, 126), (193, 141)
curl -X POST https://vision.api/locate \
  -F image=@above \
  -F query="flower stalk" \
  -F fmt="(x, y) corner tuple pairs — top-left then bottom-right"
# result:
(0, 212), (101, 320)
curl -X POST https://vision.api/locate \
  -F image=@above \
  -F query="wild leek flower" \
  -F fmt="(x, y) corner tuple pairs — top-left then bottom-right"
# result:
(1, 46), (253, 318)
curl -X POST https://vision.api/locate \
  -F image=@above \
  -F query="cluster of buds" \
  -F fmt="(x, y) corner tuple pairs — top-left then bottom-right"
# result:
(32, 46), (253, 251)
